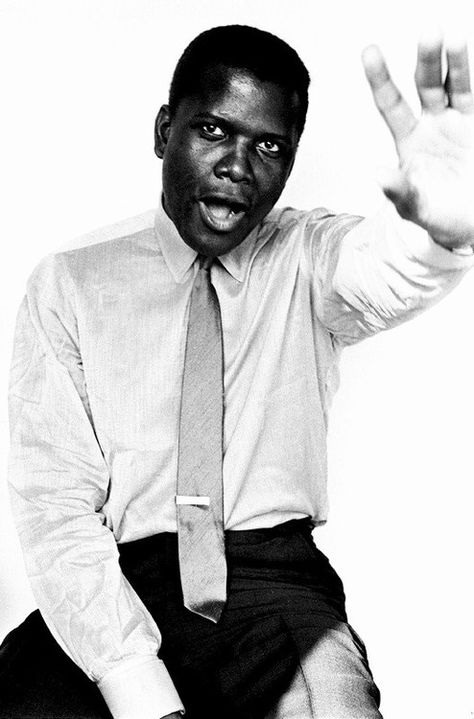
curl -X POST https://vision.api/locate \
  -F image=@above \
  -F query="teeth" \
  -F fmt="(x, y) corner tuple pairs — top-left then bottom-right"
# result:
(206, 203), (233, 220)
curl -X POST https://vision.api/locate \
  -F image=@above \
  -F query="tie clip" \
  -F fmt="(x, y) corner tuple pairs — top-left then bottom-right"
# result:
(176, 495), (210, 506)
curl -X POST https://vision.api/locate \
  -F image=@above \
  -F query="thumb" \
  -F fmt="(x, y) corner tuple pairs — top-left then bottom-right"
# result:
(376, 167), (419, 221)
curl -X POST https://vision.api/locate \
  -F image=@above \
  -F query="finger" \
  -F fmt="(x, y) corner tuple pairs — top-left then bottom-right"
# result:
(445, 36), (474, 113)
(362, 45), (417, 144)
(415, 29), (445, 113)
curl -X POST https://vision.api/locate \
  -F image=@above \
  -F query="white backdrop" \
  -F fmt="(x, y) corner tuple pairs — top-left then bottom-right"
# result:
(1, 1), (473, 718)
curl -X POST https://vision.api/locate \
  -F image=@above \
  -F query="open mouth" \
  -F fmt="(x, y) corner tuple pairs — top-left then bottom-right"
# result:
(198, 198), (248, 233)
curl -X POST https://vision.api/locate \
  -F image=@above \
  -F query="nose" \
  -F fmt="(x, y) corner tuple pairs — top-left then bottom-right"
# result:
(214, 140), (252, 184)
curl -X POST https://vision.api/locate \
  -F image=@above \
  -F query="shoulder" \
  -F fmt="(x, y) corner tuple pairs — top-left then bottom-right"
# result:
(28, 209), (158, 298)
(259, 205), (335, 233)
(59, 209), (156, 253)
(256, 205), (363, 254)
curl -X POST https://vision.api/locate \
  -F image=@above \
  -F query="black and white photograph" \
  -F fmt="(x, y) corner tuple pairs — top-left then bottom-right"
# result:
(1, 1), (473, 717)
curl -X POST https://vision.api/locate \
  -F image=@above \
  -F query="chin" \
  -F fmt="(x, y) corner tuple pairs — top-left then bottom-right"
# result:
(189, 231), (247, 257)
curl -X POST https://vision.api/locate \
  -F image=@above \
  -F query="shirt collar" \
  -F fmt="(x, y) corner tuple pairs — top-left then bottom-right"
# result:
(154, 201), (196, 283)
(154, 199), (260, 284)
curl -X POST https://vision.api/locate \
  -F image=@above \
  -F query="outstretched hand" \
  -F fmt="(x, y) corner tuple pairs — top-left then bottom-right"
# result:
(362, 31), (474, 249)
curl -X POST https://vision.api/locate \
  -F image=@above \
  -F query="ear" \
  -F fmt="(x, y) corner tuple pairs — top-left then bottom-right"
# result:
(154, 104), (172, 159)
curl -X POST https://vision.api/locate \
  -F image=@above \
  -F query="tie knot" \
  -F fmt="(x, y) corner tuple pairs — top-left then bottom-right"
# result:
(199, 255), (214, 271)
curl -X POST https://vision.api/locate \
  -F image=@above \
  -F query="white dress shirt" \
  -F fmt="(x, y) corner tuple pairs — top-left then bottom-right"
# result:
(8, 201), (473, 718)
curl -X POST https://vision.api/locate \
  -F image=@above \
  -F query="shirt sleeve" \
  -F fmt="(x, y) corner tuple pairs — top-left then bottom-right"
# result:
(308, 202), (474, 346)
(8, 253), (184, 719)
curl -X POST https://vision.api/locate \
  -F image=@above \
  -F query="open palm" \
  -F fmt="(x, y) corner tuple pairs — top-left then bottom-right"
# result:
(363, 34), (474, 248)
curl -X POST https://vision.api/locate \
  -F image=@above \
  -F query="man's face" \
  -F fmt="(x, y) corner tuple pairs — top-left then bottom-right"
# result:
(155, 67), (300, 257)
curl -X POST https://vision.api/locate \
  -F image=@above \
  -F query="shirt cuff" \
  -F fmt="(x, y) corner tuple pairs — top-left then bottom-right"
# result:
(390, 209), (474, 270)
(97, 655), (185, 719)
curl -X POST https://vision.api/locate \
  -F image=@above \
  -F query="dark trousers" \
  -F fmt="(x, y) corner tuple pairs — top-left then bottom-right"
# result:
(0, 519), (382, 718)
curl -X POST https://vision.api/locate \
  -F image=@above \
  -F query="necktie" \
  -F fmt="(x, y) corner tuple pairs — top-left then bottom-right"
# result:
(176, 255), (227, 623)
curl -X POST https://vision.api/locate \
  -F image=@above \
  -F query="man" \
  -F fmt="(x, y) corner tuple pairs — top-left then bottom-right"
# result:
(1, 23), (473, 719)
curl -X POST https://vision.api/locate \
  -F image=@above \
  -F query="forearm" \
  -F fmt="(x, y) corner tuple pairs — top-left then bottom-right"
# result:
(10, 467), (184, 719)
(314, 202), (474, 345)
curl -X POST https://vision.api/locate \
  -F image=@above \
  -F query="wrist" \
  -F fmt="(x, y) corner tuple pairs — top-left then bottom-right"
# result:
(451, 244), (474, 256)
(429, 229), (474, 253)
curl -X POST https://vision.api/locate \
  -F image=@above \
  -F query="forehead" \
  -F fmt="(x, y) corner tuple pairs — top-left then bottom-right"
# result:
(176, 66), (300, 135)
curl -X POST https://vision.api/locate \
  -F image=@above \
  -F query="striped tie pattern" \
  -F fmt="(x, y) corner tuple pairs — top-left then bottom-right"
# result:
(176, 256), (227, 622)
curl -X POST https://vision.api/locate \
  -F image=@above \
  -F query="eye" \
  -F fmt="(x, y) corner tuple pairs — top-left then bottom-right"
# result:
(201, 123), (226, 139)
(257, 139), (282, 157)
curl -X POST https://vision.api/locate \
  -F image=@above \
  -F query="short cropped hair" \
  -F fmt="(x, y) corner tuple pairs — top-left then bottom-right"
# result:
(168, 25), (310, 137)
